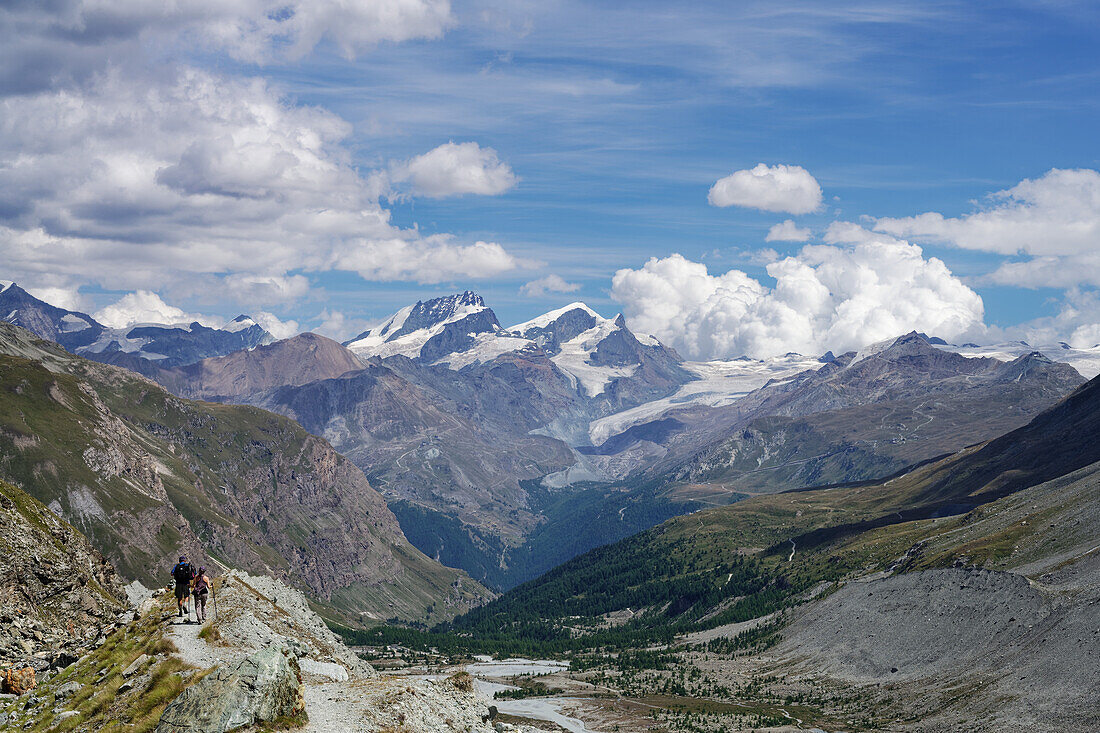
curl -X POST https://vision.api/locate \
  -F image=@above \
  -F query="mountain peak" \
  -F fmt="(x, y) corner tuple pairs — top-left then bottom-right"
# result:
(344, 291), (500, 360)
(509, 302), (605, 335)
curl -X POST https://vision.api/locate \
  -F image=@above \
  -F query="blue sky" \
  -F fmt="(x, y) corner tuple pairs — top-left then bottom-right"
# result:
(2, 0), (1099, 357)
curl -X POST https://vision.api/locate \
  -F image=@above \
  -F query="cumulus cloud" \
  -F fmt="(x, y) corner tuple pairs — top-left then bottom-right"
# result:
(520, 274), (581, 297)
(765, 219), (812, 242)
(391, 141), (518, 198)
(252, 311), (300, 339)
(610, 227), (984, 360)
(985, 255), (1100, 289)
(875, 168), (1100, 256)
(94, 291), (214, 329)
(0, 68), (520, 290)
(23, 285), (91, 313)
(708, 163), (822, 214)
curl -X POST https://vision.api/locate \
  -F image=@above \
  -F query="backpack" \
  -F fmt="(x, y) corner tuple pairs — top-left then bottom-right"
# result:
(193, 575), (209, 595)
(172, 562), (194, 584)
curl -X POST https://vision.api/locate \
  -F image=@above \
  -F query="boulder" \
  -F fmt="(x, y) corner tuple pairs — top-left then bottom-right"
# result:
(1, 667), (35, 695)
(154, 646), (304, 733)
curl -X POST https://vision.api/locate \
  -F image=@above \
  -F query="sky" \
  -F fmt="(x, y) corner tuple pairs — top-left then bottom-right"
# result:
(2, 0), (1100, 359)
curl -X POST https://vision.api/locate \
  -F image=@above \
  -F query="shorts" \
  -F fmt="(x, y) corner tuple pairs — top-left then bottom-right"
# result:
(175, 583), (190, 600)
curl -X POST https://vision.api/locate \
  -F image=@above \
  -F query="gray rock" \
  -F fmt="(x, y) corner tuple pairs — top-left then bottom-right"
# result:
(55, 710), (79, 722)
(154, 646), (305, 733)
(54, 681), (82, 700)
(297, 658), (348, 682)
(122, 654), (150, 677)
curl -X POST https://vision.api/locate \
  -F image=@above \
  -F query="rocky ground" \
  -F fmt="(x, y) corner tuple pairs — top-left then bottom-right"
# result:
(0, 479), (128, 682)
(1, 567), (555, 732)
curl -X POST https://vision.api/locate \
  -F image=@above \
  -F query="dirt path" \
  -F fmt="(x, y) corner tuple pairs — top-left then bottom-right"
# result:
(163, 612), (370, 730)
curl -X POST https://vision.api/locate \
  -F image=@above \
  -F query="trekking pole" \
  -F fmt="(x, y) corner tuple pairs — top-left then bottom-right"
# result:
(212, 580), (218, 622)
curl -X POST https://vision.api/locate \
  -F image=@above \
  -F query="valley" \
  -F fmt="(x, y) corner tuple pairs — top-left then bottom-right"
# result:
(2, 285), (1099, 731)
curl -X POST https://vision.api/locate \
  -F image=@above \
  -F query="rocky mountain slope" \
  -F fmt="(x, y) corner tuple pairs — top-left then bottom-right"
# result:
(0, 322), (489, 626)
(0, 479), (127, 671)
(0, 283), (272, 370)
(152, 332), (364, 400)
(648, 332), (1085, 496)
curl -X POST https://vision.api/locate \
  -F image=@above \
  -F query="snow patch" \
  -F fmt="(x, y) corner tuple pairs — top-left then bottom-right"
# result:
(551, 319), (639, 397)
(223, 315), (257, 333)
(587, 354), (822, 445)
(0, 280), (12, 293)
(59, 314), (92, 332)
(433, 333), (534, 369)
(346, 300), (488, 359)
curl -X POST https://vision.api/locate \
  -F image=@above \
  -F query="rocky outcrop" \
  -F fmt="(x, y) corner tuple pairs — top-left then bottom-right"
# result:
(0, 479), (126, 670)
(155, 645), (306, 733)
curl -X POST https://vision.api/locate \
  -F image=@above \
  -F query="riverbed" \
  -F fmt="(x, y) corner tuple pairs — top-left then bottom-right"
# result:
(465, 657), (603, 733)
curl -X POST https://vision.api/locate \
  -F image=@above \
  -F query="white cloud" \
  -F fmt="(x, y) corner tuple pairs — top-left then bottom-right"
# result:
(312, 308), (373, 341)
(252, 311), (300, 339)
(610, 227), (984, 360)
(765, 219), (812, 242)
(223, 274), (311, 304)
(94, 291), (214, 329)
(332, 236), (518, 283)
(875, 168), (1100, 258)
(708, 163), (822, 215)
(391, 141), (518, 198)
(520, 274), (581, 297)
(0, 0), (453, 94)
(985, 254), (1100, 289)
(24, 285), (91, 313)
(201, 0), (453, 63)
(0, 68), (520, 290)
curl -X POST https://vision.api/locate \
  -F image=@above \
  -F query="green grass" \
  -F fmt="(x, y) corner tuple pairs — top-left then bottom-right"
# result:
(2, 595), (207, 733)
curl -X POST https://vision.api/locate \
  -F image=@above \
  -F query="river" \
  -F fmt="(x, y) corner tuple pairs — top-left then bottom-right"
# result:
(465, 657), (603, 733)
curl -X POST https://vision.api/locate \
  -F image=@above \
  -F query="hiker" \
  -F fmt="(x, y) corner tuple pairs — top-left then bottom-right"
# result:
(192, 566), (212, 623)
(171, 555), (196, 618)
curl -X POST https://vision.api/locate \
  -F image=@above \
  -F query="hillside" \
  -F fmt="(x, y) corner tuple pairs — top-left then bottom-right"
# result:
(0, 322), (489, 627)
(370, 374), (1100, 730)
(0, 479), (126, 668)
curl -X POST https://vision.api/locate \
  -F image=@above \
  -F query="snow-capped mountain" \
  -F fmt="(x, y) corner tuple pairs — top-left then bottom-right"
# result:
(939, 340), (1100, 379)
(345, 293), (690, 401)
(343, 291), (508, 362)
(0, 283), (106, 351)
(0, 283), (273, 368)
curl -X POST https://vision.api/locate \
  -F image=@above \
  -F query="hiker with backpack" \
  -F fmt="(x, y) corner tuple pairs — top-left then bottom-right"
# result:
(171, 555), (196, 619)
(192, 566), (212, 623)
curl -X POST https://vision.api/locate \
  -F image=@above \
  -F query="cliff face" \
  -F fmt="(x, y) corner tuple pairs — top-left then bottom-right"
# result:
(0, 479), (126, 669)
(0, 323), (490, 626)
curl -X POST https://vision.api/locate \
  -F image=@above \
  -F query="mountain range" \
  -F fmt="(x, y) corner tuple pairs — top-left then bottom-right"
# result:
(0, 282), (273, 371)
(1, 285), (1093, 593)
(0, 321), (489, 626)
